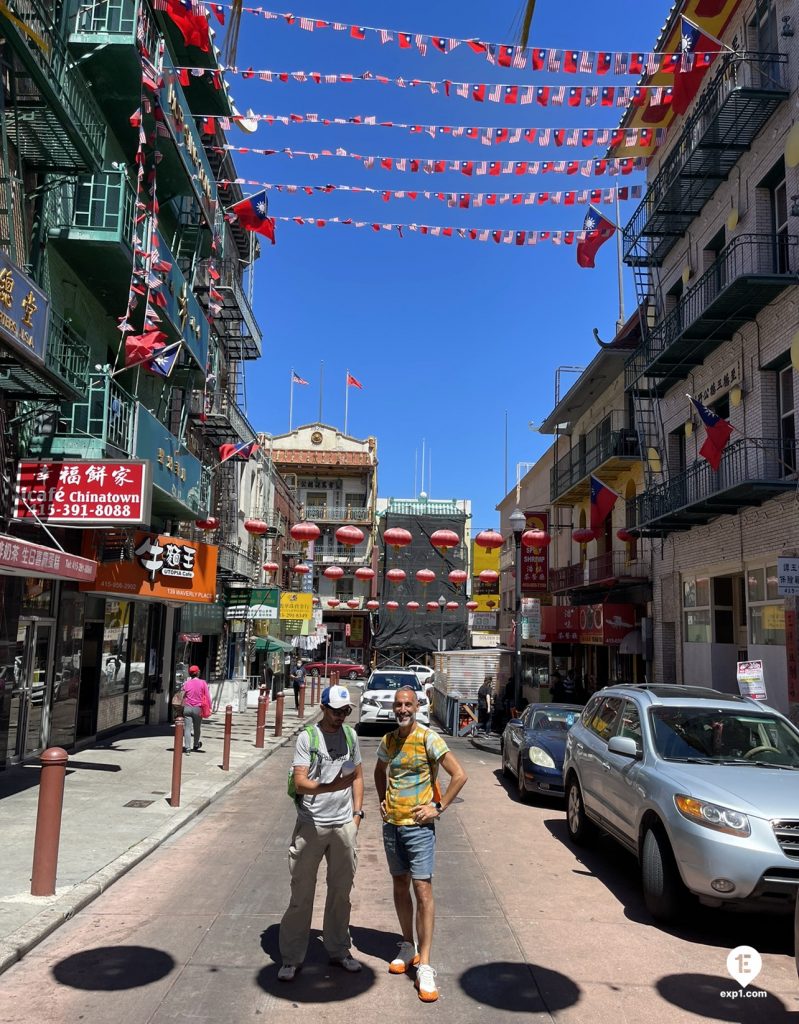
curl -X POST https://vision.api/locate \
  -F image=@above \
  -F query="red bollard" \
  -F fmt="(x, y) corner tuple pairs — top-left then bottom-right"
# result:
(30, 747), (69, 897)
(298, 681), (306, 719)
(222, 704), (233, 771)
(274, 690), (284, 737)
(169, 718), (184, 807)
(255, 686), (267, 748)
(310, 674), (317, 705)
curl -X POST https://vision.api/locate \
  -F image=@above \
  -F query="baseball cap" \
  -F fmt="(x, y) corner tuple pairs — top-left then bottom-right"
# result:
(321, 685), (351, 709)
(189, 665), (200, 675)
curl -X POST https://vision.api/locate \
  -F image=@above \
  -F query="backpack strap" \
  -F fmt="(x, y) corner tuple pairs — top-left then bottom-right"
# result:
(343, 723), (355, 756)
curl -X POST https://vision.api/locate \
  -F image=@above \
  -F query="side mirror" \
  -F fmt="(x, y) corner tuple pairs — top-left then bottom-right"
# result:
(508, 718), (523, 727)
(608, 735), (640, 759)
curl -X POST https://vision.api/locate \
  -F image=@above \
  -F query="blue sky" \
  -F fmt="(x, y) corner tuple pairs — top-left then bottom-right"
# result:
(221, 1), (667, 528)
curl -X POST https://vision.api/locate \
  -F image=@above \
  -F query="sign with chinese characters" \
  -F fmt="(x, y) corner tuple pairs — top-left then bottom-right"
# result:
(349, 617), (365, 646)
(81, 531), (217, 603)
(539, 604), (635, 645)
(695, 359), (742, 406)
(13, 460), (150, 525)
(521, 597), (541, 641)
(0, 251), (50, 366)
(0, 533), (96, 581)
(777, 557), (799, 596)
(225, 588), (279, 620)
(135, 406), (203, 517)
(737, 660), (767, 701)
(521, 510), (549, 594)
(279, 591), (313, 621)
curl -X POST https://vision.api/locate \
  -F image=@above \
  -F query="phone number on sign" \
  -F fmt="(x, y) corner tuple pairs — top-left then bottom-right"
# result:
(29, 502), (136, 519)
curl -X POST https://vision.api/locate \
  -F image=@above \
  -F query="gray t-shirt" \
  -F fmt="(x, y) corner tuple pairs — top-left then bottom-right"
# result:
(293, 725), (362, 826)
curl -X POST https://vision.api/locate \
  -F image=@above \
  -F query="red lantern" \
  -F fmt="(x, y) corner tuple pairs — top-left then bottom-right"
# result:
(466, 600), (479, 611)
(426, 601), (439, 612)
(383, 527), (412, 550)
(445, 601), (459, 611)
(573, 528), (595, 545)
(479, 569), (499, 585)
(366, 599), (380, 611)
(416, 569), (436, 586)
(328, 598), (340, 608)
(292, 562), (310, 574)
(244, 518), (268, 536)
(448, 569), (468, 588)
(406, 601), (420, 612)
(336, 525), (364, 547)
(617, 528), (633, 543)
(324, 565), (345, 580)
(475, 529), (503, 551)
(354, 567), (375, 581)
(386, 568), (406, 584)
(346, 599), (359, 608)
(290, 521), (321, 543)
(195, 516), (220, 531)
(430, 529), (459, 553)
(262, 561), (279, 574)
(386, 600), (399, 611)
(522, 529), (551, 550)
(312, 596), (320, 606)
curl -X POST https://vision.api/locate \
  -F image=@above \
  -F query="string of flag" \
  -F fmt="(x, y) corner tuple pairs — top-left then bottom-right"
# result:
(198, 112), (664, 149)
(213, 145), (646, 177)
(191, 2), (713, 75)
(217, 180), (643, 208)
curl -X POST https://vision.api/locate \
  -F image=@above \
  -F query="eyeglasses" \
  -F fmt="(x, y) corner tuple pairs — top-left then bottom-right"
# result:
(325, 705), (352, 716)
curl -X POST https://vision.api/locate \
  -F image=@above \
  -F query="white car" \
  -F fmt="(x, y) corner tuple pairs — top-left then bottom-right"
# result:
(407, 664), (435, 694)
(359, 670), (429, 731)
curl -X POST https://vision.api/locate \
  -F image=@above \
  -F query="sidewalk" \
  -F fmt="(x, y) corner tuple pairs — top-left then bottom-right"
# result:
(469, 730), (502, 755)
(0, 688), (315, 975)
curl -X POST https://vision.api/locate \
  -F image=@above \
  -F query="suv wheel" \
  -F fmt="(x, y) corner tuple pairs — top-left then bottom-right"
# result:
(565, 777), (595, 846)
(641, 826), (685, 923)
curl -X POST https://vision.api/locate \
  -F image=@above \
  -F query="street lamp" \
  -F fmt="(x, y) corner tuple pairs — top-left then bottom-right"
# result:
(509, 507), (527, 712)
(437, 594), (447, 652)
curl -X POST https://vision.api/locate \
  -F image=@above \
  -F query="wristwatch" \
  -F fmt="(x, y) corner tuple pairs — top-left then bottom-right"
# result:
(354, 810), (365, 819)
(434, 802), (443, 813)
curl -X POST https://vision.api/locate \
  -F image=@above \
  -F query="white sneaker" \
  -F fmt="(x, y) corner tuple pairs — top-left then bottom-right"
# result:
(331, 955), (362, 973)
(416, 963), (438, 1002)
(389, 940), (420, 975)
(278, 963), (297, 981)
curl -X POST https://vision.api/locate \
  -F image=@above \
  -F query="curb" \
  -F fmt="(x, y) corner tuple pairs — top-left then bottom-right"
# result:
(469, 733), (502, 756)
(0, 715), (315, 976)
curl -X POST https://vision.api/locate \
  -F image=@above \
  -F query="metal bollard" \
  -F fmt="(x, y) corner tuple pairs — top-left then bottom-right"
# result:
(255, 686), (267, 748)
(309, 674), (317, 705)
(222, 704), (233, 771)
(298, 681), (306, 719)
(169, 718), (184, 807)
(274, 690), (284, 737)
(30, 747), (69, 897)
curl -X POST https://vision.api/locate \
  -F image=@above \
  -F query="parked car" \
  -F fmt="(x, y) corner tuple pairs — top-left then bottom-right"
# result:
(407, 663), (435, 697)
(563, 683), (799, 922)
(303, 658), (367, 680)
(500, 703), (582, 801)
(359, 670), (429, 731)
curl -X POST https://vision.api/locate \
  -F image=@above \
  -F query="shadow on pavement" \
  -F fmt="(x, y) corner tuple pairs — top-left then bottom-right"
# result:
(51, 946), (175, 990)
(350, 924), (401, 963)
(656, 973), (794, 1021)
(459, 961), (580, 1013)
(257, 924), (377, 1000)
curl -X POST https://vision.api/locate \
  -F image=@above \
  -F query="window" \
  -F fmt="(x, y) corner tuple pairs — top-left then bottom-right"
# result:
(618, 701), (642, 749)
(587, 697), (623, 743)
(779, 366), (796, 476)
(683, 577), (711, 643)
(713, 577), (735, 645)
(747, 565), (785, 646)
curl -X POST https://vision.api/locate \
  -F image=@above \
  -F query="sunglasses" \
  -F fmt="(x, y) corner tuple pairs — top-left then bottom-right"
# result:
(325, 705), (352, 716)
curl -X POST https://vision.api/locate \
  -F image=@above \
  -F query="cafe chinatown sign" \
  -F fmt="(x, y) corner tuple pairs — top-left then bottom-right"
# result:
(14, 460), (151, 525)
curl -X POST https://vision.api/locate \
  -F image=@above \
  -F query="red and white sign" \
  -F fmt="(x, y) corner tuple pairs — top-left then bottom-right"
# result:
(14, 460), (151, 525)
(0, 533), (96, 581)
(540, 603), (635, 645)
(521, 510), (549, 594)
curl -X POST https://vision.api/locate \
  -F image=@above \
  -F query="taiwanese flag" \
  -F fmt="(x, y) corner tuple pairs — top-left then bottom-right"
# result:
(672, 16), (722, 115)
(350, 26), (366, 40)
(431, 37), (449, 53)
(163, 0), (210, 52)
(472, 83), (486, 102)
(488, 161), (501, 176)
(629, 53), (645, 75)
(494, 128), (509, 143)
(504, 85), (518, 104)
(564, 51), (580, 73)
(596, 52), (612, 75)
(398, 32), (412, 48)
(219, 440), (259, 462)
(532, 49), (546, 70)
(210, 3), (224, 24)
(690, 396), (733, 470)
(497, 45), (514, 67)
(125, 329), (168, 370)
(460, 161), (474, 175)
(590, 475), (620, 533)
(535, 87), (550, 106)
(568, 87), (582, 107)
(230, 192), (276, 243)
(577, 205), (616, 268)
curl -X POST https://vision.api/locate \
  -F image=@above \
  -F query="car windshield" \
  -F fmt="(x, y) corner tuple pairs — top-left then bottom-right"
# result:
(649, 707), (799, 766)
(531, 710), (579, 731)
(367, 674), (422, 691)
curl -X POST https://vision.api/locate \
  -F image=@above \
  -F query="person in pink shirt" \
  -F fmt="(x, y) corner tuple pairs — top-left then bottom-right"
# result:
(182, 665), (210, 752)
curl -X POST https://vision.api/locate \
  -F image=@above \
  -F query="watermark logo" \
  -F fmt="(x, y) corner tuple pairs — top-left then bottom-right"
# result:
(720, 946), (766, 1001)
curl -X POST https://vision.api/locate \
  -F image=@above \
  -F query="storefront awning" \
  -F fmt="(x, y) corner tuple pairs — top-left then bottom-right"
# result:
(254, 636), (294, 653)
(0, 534), (96, 582)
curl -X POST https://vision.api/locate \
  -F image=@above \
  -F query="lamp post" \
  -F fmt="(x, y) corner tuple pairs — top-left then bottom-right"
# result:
(437, 594), (447, 652)
(509, 508), (527, 712)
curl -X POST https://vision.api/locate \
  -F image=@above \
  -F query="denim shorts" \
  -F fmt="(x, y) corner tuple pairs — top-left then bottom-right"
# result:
(382, 822), (436, 879)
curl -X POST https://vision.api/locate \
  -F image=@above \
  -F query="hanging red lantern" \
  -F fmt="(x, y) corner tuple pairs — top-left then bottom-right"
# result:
(522, 529), (551, 550)
(386, 600), (399, 611)
(479, 569), (499, 585)
(617, 528), (633, 543)
(195, 516), (220, 531)
(386, 568), (406, 584)
(406, 601), (420, 612)
(475, 529), (503, 551)
(416, 568), (436, 586)
(383, 527), (412, 550)
(244, 518), (268, 536)
(336, 524), (364, 547)
(328, 598), (340, 608)
(354, 566), (375, 581)
(573, 528), (596, 545)
(466, 600), (479, 611)
(290, 521), (321, 544)
(262, 561), (279, 574)
(445, 601), (459, 611)
(448, 569), (468, 588)
(366, 599), (380, 611)
(291, 562), (311, 574)
(312, 596), (320, 606)
(324, 565), (345, 580)
(430, 529), (459, 553)
(346, 599), (359, 608)
(426, 601), (439, 612)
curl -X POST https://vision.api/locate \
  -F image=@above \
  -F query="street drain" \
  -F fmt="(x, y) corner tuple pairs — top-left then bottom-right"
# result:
(124, 799), (155, 808)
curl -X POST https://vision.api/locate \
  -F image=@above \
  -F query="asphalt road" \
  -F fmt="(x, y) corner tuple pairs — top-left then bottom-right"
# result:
(0, 734), (797, 1022)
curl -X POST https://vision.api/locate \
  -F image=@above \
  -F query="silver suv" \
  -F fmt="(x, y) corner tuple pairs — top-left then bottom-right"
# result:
(562, 684), (799, 922)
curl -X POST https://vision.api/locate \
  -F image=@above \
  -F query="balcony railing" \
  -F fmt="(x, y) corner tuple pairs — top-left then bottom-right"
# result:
(551, 414), (639, 500)
(190, 388), (257, 445)
(632, 437), (798, 532)
(48, 170), (136, 246)
(303, 505), (371, 523)
(200, 258), (262, 358)
(313, 546), (371, 565)
(216, 540), (260, 581)
(47, 311), (91, 396)
(58, 374), (137, 454)
(72, 0), (159, 55)
(550, 550), (649, 592)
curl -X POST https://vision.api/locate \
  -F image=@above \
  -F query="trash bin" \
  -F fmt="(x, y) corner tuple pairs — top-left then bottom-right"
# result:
(347, 682), (363, 725)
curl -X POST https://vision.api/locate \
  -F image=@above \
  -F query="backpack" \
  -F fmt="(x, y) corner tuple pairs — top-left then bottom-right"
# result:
(287, 723), (356, 800)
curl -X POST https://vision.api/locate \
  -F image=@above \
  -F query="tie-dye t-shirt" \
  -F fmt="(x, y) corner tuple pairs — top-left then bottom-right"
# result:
(377, 725), (449, 826)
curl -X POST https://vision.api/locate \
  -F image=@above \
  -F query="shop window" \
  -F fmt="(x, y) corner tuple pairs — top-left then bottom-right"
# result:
(683, 576), (711, 643)
(21, 578), (53, 615)
(747, 564), (785, 645)
(50, 589), (85, 748)
(100, 600), (132, 698)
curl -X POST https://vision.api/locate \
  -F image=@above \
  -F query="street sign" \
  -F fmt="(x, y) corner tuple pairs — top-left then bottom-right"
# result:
(777, 557), (799, 596)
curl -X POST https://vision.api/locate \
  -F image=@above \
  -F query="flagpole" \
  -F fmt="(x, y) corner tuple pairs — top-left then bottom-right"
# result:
(615, 192), (625, 333)
(344, 368), (349, 436)
(289, 367), (294, 432)
(318, 360), (324, 424)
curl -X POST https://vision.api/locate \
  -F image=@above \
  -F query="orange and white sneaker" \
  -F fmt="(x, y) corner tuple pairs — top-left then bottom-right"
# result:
(415, 963), (438, 1002)
(389, 940), (419, 975)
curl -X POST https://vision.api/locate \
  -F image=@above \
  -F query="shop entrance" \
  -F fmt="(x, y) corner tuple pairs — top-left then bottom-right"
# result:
(7, 617), (55, 763)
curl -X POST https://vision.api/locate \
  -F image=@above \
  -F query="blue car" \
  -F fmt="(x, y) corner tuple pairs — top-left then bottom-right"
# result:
(501, 703), (582, 801)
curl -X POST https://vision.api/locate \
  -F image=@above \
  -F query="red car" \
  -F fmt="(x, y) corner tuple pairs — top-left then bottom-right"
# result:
(303, 658), (367, 680)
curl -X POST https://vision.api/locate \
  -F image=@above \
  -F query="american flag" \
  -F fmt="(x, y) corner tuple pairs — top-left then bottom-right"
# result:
(292, 371), (309, 385)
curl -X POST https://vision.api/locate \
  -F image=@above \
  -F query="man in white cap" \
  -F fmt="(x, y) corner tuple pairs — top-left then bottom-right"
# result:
(278, 684), (364, 981)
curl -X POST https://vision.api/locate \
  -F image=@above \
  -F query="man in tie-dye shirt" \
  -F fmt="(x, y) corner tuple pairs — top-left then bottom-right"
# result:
(374, 686), (467, 1003)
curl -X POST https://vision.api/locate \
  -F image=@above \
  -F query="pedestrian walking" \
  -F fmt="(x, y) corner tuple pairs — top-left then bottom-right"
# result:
(262, 660), (275, 696)
(278, 685), (364, 982)
(291, 660), (305, 709)
(182, 665), (211, 752)
(373, 687), (467, 1002)
(477, 674), (494, 734)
